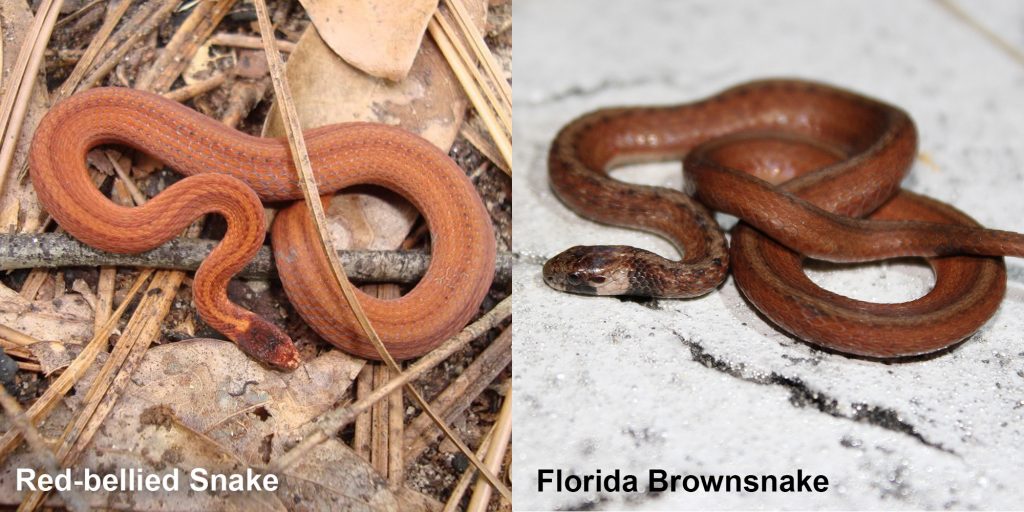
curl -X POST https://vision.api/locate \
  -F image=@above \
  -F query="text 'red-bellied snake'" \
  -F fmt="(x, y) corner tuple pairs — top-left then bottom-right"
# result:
(30, 87), (495, 370)
(544, 79), (1024, 358)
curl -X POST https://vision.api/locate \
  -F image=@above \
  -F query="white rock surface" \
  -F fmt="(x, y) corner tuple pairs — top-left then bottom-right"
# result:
(512, 0), (1024, 509)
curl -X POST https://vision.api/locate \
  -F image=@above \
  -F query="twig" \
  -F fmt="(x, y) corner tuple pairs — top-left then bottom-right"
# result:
(433, 12), (509, 134)
(134, 0), (238, 92)
(55, 0), (104, 29)
(442, 423), (495, 512)
(0, 233), (514, 285)
(19, 271), (183, 510)
(54, 0), (134, 100)
(353, 366), (373, 459)
(446, 0), (511, 108)
(403, 327), (511, 464)
(271, 296), (511, 471)
(94, 181), (136, 333)
(15, 361), (43, 373)
(79, 0), (179, 90)
(466, 384), (512, 512)
(0, 269), (154, 463)
(371, 362), (390, 476)
(161, 73), (230, 103)
(254, 2), (510, 497)
(0, 324), (42, 347)
(104, 151), (146, 205)
(934, 0), (1024, 68)
(0, 0), (64, 196)
(387, 363), (404, 484)
(209, 33), (297, 53)
(0, 388), (89, 512)
(0, 339), (35, 360)
(428, 17), (511, 173)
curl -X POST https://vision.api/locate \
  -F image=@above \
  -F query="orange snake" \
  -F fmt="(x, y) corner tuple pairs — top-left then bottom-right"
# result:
(30, 87), (495, 369)
(544, 79), (1024, 358)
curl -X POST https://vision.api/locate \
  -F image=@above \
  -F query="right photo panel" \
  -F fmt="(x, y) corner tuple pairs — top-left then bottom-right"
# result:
(512, 0), (1024, 510)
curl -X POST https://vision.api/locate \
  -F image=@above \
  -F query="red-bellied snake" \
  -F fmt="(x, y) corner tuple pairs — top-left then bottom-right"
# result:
(544, 79), (1024, 358)
(30, 87), (495, 369)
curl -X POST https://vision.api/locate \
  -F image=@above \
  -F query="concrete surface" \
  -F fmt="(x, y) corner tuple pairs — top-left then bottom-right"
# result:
(511, 0), (1024, 510)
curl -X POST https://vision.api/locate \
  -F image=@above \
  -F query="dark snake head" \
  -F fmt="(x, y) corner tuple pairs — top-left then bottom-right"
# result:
(237, 317), (300, 371)
(542, 245), (634, 295)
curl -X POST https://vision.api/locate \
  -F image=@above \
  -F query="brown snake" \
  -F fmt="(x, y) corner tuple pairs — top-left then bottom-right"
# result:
(30, 87), (495, 369)
(544, 79), (1024, 358)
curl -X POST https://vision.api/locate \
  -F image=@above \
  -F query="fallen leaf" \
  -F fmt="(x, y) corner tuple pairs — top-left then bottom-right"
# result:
(297, 0), (436, 81)
(0, 283), (93, 343)
(0, 339), (386, 509)
(27, 340), (80, 375)
(262, 2), (485, 254)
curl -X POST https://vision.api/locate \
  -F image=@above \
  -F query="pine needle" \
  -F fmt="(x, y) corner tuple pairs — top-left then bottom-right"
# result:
(252, 0), (511, 499)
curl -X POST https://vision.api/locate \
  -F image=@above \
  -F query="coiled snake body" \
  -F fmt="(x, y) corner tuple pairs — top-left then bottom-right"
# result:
(544, 79), (1024, 357)
(31, 88), (495, 369)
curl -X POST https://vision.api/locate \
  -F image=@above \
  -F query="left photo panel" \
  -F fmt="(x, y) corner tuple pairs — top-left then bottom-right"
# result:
(0, 0), (511, 510)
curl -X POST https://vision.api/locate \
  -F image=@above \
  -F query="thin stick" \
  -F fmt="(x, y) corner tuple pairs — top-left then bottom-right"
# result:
(446, 0), (511, 107)
(0, 324), (42, 347)
(387, 363), (404, 484)
(371, 363), (390, 475)
(55, 0), (104, 29)
(16, 361), (43, 373)
(934, 0), (1024, 68)
(403, 327), (511, 463)
(54, 0), (134, 100)
(253, 3), (509, 498)
(0, 269), (154, 463)
(105, 151), (147, 206)
(442, 425), (495, 512)
(79, 0), (179, 90)
(353, 366), (372, 459)
(161, 73), (230, 103)
(0, 388), (89, 512)
(94, 181), (137, 332)
(271, 296), (510, 471)
(0, 339), (35, 360)
(433, 12), (509, 134)
(209, 33), (297, 53)
(428, 17), (511, 173)
(134, 0), (238, 93)
(466, 384), (512, 512)
(0, 0), (65, 195)
(0, 233), (514, 284)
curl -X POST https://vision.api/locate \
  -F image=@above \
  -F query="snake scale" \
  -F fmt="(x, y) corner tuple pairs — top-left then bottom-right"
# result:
(544, 79), (1024, 357)
(31, 87), (495, 369)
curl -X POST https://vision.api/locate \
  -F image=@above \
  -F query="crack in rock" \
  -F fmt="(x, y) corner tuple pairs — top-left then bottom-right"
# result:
(521, 73), (681, 106)
(674, 333), (956, 455)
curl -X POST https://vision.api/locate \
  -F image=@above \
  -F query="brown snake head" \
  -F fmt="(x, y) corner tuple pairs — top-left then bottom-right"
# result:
(235, 317), (301, 371)
(543, 245), (637, 295)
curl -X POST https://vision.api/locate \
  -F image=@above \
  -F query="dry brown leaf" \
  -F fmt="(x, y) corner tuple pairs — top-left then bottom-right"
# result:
(297, 0), (436, 81)
(0, 282), (93, 343)
(182, 40), (223, 85)
(262, 5), (484, 253)
(0, 0), (52, 232)
(324, 191), (418, 251)
(262, 22), (479, 150)
(27, 340), (79, 375)
(0, 339), (388, 509)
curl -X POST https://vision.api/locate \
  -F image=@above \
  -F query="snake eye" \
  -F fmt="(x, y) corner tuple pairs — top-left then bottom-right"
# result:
(567, 271), (584, 285)
(589, 275), (606, 284)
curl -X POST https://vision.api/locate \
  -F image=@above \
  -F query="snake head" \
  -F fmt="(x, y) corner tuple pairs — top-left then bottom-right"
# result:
(236, 318), (301, 371)
(542, 245), (634, 296)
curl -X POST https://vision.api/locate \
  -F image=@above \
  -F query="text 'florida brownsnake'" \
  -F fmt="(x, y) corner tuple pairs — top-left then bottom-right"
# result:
(544, 79), (1024, 358)
(30, 87), (496, 369)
